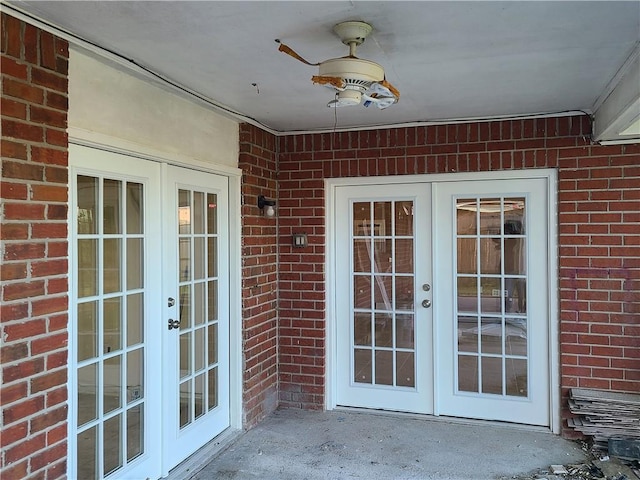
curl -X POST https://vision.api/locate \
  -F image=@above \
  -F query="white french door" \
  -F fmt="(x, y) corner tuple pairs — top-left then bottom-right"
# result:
(332, 173), (553, 427)
(70, 146), (232, 479)
(433, 177), (550, 426)
(162, 166), (230, 469)
(335, 183), (434, 414)
(70, 145), (163, 480)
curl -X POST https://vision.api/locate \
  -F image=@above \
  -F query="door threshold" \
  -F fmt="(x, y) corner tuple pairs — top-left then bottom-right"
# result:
(334, 406), (553, 434)
(164, 427), (242, 480)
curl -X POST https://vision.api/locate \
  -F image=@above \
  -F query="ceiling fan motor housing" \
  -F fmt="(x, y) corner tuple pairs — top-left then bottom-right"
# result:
(318, 57), (385, 92)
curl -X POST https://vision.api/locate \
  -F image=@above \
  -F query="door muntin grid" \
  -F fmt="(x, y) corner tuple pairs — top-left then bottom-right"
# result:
(75, 175), (146, 479)
(351, 200), (416, 389)
(177, 189), (220, 429)
(455, 196), (529, 398)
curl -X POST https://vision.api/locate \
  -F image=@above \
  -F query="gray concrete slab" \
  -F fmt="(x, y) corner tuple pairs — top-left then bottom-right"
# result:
(190, 408), (587, 480)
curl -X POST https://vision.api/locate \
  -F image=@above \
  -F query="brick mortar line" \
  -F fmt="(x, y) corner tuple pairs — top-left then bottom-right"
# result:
(1, 366), (67, 404)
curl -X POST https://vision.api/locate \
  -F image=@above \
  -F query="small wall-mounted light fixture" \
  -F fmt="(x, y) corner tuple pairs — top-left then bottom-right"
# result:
(292, 233), (308, 248)
(257, 195), (276, 217)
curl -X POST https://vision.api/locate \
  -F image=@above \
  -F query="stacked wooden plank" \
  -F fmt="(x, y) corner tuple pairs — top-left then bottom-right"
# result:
(568, 388), (640, 449)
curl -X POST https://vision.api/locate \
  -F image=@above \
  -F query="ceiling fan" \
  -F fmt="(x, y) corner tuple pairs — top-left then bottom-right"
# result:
(277, 21), (400, 109)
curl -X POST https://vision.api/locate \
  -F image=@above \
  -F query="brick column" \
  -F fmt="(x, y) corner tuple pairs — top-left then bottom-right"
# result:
(238, 123), (279, 427)
(1, 13), (69, 479)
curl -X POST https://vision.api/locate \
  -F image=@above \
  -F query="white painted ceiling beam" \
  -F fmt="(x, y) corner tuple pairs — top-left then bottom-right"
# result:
(593, 45), (640, 144)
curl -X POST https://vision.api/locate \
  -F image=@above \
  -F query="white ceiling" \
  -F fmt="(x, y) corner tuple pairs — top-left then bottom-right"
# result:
(6, 1), (640, 136)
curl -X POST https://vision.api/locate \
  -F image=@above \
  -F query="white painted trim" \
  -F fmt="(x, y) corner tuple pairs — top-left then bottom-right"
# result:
(431, 192), (441, 418)
(592, 43), (640, 144)
(325, 179), (337, 410)
(598, 138), (640, 145)
(326, 169), (551, 187)
(283, 111), (592, 136)
(592, 42), (640, 113)
(69, 128), (242, 178)
(228, 173), (243, 430)
(546, 169), (561, 434)
(66, 165), (79, 480)
(325, 169), (560, 432)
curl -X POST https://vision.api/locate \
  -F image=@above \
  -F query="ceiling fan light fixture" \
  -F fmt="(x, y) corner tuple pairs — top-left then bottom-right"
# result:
(328, 90), (362, 108)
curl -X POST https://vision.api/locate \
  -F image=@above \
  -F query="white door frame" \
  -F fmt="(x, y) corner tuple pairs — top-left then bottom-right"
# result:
(326, 169), (560, 433)
(68, 132), (243, 478)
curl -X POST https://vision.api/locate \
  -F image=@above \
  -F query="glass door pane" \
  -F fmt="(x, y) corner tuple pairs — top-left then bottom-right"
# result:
(75, 175), (146, 479)
(455, 197), (528, 398)
(351, 200), (416, 389)
(176, 189), (220, 430)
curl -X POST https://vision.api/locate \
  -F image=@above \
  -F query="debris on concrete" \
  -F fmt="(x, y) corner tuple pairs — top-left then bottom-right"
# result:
(551, 465), (569, 474)
(593, 457), (638, 479)
(501, 441), (640, 480)
(609, 439), (640, 461)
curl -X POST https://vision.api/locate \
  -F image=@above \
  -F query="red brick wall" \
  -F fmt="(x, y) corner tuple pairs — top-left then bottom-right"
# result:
(1, 13), (69, 480)
(238, 124), (279, 427)
(276, 116), (640, 433)
(277, 137), (326, 409)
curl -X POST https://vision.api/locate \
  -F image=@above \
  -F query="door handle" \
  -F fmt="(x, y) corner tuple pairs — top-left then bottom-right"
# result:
(421, 299), (432, 308)
(168, 319), (180, 330)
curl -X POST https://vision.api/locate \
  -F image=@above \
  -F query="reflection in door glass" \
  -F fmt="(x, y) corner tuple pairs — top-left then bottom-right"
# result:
(455, 197), (528, 397)
(127, 348), (144, 405)
(195, 373), (205, 419)
(103, 297), (122, 354)
(351, 200), (416, 389)
(127, 405), (144, 461)
(127, 238), (144, 289)
(103, 355), (122, 414)
(77, 363), (98, 426)
(78, 239), (97, 298)
(126, 182), (143, 234)
(103, 414), (122, 475)
(353, 276), (372, 309)
(77, 425), (97, 480)
(78, 176), (98, 234)
(354, 313), (372, 346)
(374, 313), (393, 347)
(127, 293), (143, 346)
(396, 351), (415, 387)
(103, 238), (122, 294)
(104, 179), (122, 234)
(208, 368), (218, 410)
(194, 192), (205, 234)
(178, 190), (191, 234)
(78, 301), (98, 361)
(353, 240), (371, 272)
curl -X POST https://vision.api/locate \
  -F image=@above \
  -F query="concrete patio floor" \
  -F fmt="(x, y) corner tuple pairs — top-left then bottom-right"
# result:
(181, 408), (587, 480)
